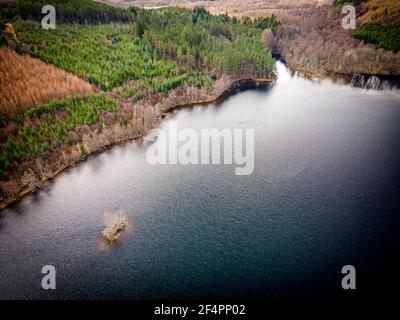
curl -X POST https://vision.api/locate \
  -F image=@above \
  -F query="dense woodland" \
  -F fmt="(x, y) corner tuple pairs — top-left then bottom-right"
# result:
(128, 0), (400, 75)
(14, 21), (185, 91)
(139, 7), (277, 78)
(17, 0), (133, 24)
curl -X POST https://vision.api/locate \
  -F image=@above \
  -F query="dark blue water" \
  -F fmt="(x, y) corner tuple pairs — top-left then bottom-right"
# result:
(0, 62), (399, 299)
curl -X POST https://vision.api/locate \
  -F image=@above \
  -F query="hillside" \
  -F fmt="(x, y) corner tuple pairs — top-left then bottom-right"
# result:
(272, 1), (400, 76)
(0, 2), (276, 208)
(101, 0), (400, 76)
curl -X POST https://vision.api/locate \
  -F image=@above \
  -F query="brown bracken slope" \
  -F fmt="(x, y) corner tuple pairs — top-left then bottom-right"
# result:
(0, 47), (96, 113)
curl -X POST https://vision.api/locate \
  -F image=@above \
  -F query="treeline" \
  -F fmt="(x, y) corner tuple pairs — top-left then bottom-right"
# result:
(242, 15), (280, 34)
(13, 0), (134, 24)
(353, 23), (400, 52)
(136, 7), (276, 78)
(14, 21), (185, 91)
(0, 1), (18, 25)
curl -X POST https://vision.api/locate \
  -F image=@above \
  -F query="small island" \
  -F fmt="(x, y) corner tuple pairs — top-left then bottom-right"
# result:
(102, 212), (128, 244)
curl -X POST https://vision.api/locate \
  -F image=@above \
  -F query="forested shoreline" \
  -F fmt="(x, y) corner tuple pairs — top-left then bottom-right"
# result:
(0, 1), (277, 209)
(128, 0), (400, 78)
(267, 0), (400, 77)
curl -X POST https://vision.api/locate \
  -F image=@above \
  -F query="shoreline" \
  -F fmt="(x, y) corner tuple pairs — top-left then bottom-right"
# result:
(282, 61), (400, 89)
(273, 53), (400, 84)
(0, 76), (276, 211)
